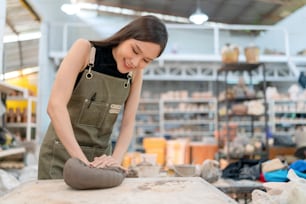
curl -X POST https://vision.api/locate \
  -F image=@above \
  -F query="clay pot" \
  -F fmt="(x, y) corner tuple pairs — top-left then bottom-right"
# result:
(173, 164), (196, 177)
(136, 165), (160, 177)
(232, 104), (248, 115)
(135, 159), (160, 177)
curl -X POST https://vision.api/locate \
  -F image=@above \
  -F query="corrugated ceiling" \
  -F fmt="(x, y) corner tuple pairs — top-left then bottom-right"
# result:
(3, 0), (306, 73)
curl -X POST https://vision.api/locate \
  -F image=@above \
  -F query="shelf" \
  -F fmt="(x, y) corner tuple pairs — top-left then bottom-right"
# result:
(274, 111), (306, 114)
(274, 120), (306, 125)
(6, 122), (37, 128)
(0, 81), (29, 96)
(136, 110), (160, 115)
(164, 119), (215, 125)
(139, 99), (160, 103)
(0, 147), (26, 159)
(135, 122), (159, 126)
(5, 96), (37, 141)
(161, 98), (215, 103)
(135, 99), (161, 141)
(134, 96), (217, 144)
(219, 113), (265, 118)
(216, 62), (269, 161)
(218, 97), (263, 103)
(7, 96), (37, 101)
(165, 132), (213, 137)
(219, 121), (266, 126)
(161, 98), (217, 139)
(164, 109), (214, 113)
(270, 99), (306, 133)
(217, 63), (264, 73)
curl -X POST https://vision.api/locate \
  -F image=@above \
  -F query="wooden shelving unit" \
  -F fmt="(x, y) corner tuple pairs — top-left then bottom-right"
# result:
(0, 81), (37, 142)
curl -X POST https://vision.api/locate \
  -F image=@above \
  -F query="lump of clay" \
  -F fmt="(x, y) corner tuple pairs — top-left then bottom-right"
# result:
(63, 157), (126, 190)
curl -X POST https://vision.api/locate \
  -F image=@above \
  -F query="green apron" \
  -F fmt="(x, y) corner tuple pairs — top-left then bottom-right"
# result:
(38, 63), (132, 179)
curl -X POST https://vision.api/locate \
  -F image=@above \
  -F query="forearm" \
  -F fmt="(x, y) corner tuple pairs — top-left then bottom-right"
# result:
(48, 106), (88, 164)
(112, 121), (135, 163)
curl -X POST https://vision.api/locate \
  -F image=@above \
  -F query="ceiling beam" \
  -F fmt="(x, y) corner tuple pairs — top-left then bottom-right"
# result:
(256, 0), (306, 6)
(260, 4), (282, 24)
(209, 0), (227, 20)
(20, 0), (41, 21)
(260, 0), (306, 24)
(5, 18), (19, 35)
(255, 0), (286, 4)
(230, 1), (255, 24)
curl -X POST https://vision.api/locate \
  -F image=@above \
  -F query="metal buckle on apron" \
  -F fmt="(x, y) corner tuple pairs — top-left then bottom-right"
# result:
(86, 67), (93, 79)
(86, 46), (96, 80)
(124, 72), (133, 88)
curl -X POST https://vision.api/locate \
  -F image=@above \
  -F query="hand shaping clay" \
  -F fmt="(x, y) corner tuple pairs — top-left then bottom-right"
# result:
(63, 158), (126, 190)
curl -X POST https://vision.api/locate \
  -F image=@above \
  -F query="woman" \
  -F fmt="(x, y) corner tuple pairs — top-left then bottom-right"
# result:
(38, 15), (168, 179)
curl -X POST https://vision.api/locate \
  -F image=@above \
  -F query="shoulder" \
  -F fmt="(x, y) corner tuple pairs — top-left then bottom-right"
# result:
(71, 38), (92, 50)
(64, 39), (92, 71)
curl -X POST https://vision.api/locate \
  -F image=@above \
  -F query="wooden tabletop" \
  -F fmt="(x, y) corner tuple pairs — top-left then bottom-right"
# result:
(1, 177), (237, 204)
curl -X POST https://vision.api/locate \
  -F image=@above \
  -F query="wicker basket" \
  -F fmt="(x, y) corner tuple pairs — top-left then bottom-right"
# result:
(221, 44), (239, 63)
(244, 46), (260, 63)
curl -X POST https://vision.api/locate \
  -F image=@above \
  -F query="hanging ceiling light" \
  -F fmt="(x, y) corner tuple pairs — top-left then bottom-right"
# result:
(189, 0), (209, 24)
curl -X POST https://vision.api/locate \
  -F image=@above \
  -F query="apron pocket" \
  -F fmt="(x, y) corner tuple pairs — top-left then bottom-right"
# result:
(78, 100), (108, 128)
(103, 110), (120, 134)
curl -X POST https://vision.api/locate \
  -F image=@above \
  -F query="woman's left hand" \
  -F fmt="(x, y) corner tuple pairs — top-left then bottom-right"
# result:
(89, 155), (127, 172)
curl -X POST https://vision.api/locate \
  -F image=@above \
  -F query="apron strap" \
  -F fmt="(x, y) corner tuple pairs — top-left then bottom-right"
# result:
(86, 45), (96, 79)
(89, 46), (96, 66)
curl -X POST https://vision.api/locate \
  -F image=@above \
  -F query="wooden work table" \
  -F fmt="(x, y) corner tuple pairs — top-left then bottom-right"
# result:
(1, 177), (237, 204)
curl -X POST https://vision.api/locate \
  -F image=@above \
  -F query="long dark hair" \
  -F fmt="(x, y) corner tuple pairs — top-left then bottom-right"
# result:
(91, 15), (168, 57)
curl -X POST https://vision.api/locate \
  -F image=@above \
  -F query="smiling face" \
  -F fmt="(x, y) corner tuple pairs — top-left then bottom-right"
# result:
(112, 39), (161, 74)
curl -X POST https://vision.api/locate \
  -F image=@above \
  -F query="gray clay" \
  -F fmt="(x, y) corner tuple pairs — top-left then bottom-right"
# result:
(63, 157), (126, 190)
